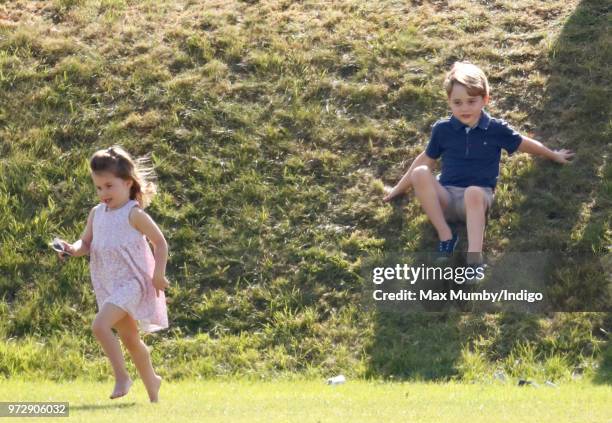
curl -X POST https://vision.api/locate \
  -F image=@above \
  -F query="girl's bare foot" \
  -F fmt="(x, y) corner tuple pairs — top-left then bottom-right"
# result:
(147, 375), (162, 403)
(110, 377), (133, 399)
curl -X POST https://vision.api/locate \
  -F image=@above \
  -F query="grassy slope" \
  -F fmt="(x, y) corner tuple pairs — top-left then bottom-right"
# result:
(0, 0), (609, 381)
(0, 379), (611, 423)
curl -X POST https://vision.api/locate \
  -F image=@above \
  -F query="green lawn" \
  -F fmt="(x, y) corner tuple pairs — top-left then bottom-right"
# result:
(0, 0), (610, 384)
(0, 379), (610, 423)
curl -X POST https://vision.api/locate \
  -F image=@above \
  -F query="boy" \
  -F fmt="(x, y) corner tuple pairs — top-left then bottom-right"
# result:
(383, 62), (573, 269)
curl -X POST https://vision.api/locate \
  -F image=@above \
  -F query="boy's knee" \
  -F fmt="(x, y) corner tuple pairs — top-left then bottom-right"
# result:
(464, 186), (486, 207)
(410, 165), (432, 185)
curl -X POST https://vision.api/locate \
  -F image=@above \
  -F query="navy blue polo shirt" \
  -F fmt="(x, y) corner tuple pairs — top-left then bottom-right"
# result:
(425, 111), (523, 189)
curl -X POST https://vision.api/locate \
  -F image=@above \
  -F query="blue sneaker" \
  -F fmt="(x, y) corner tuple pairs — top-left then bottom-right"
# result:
(436, 232), (458, 262)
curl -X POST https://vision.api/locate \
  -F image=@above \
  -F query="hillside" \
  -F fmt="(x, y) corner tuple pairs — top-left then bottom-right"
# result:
(0, 0), (609, 382)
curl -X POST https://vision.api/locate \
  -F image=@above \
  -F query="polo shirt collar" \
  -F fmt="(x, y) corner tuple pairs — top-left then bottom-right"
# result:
(450, 110), (491, 131)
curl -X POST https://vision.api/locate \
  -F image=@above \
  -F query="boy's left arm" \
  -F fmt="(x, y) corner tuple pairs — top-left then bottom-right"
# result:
(517, 135), (574, 164)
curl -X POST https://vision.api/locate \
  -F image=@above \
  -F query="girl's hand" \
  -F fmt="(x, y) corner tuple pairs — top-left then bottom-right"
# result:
(552, 149), (575, 164)
(56, 239), (75, 260)
(152, 274), (170, 298)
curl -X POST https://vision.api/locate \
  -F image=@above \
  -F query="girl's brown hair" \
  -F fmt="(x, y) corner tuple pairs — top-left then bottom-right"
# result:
(90, 146), (157, 208)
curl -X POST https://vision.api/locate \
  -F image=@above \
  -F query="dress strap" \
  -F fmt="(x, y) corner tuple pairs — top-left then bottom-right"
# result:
(122, 199), (140, 217)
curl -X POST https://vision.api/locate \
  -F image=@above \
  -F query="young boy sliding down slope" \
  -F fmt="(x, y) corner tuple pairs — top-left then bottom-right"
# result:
(384, 62), (573, 272)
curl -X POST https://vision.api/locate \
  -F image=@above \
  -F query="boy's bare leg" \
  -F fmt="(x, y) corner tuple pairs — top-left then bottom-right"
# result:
(91, 303), (132, 399)
(115, 316), (162, 402)
(410, 166), (452, 240)
(464, 186), (488, 262)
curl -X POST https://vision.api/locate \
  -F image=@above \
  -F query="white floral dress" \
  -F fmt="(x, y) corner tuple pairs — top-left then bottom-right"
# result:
(90, 200), (168, 332)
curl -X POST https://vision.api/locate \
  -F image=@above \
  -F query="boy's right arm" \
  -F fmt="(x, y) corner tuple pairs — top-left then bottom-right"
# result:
(383, 151), (436, 201)
(60, 208), (95, 258)
(404, 151), (437, 183)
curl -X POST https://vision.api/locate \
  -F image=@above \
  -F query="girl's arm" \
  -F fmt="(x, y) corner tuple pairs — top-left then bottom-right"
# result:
(518, 136), (574, 164)
(129, 207), (169, 297)
(59, 208), (95, 258)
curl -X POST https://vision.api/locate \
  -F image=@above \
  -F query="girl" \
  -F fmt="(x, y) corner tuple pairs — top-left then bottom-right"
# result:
(57, 146), (169, 402)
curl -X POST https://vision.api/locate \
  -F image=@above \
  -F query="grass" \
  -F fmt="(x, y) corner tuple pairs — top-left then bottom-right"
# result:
(0, 379), (611, 423)
(0, 0), (610, 382)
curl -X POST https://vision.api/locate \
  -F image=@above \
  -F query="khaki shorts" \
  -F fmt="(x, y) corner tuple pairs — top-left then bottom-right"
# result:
(442, 185), (494, 223)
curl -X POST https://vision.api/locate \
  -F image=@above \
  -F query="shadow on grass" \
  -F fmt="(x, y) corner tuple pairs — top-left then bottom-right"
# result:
(493, 0), (610, 307)
(71, 402), (137, 411)
(363, 202), (466, 381)
(497, 0), (610, 384)
(366, 0), (610, 382)
(593, 331), (612, 385)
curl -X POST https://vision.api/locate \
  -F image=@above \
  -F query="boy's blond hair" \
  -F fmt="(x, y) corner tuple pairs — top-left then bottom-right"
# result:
(443, 62), (489, 98)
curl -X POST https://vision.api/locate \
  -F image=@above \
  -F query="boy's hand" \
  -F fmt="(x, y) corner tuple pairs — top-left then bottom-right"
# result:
(383, 185), (407, 203)
(552, 149), (575, 164)
(383, 185), (397, 202)
(152, 273), (170, 298)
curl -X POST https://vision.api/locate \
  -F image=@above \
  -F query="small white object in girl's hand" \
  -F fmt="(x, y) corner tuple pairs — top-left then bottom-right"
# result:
(50, 237), (71, 257)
